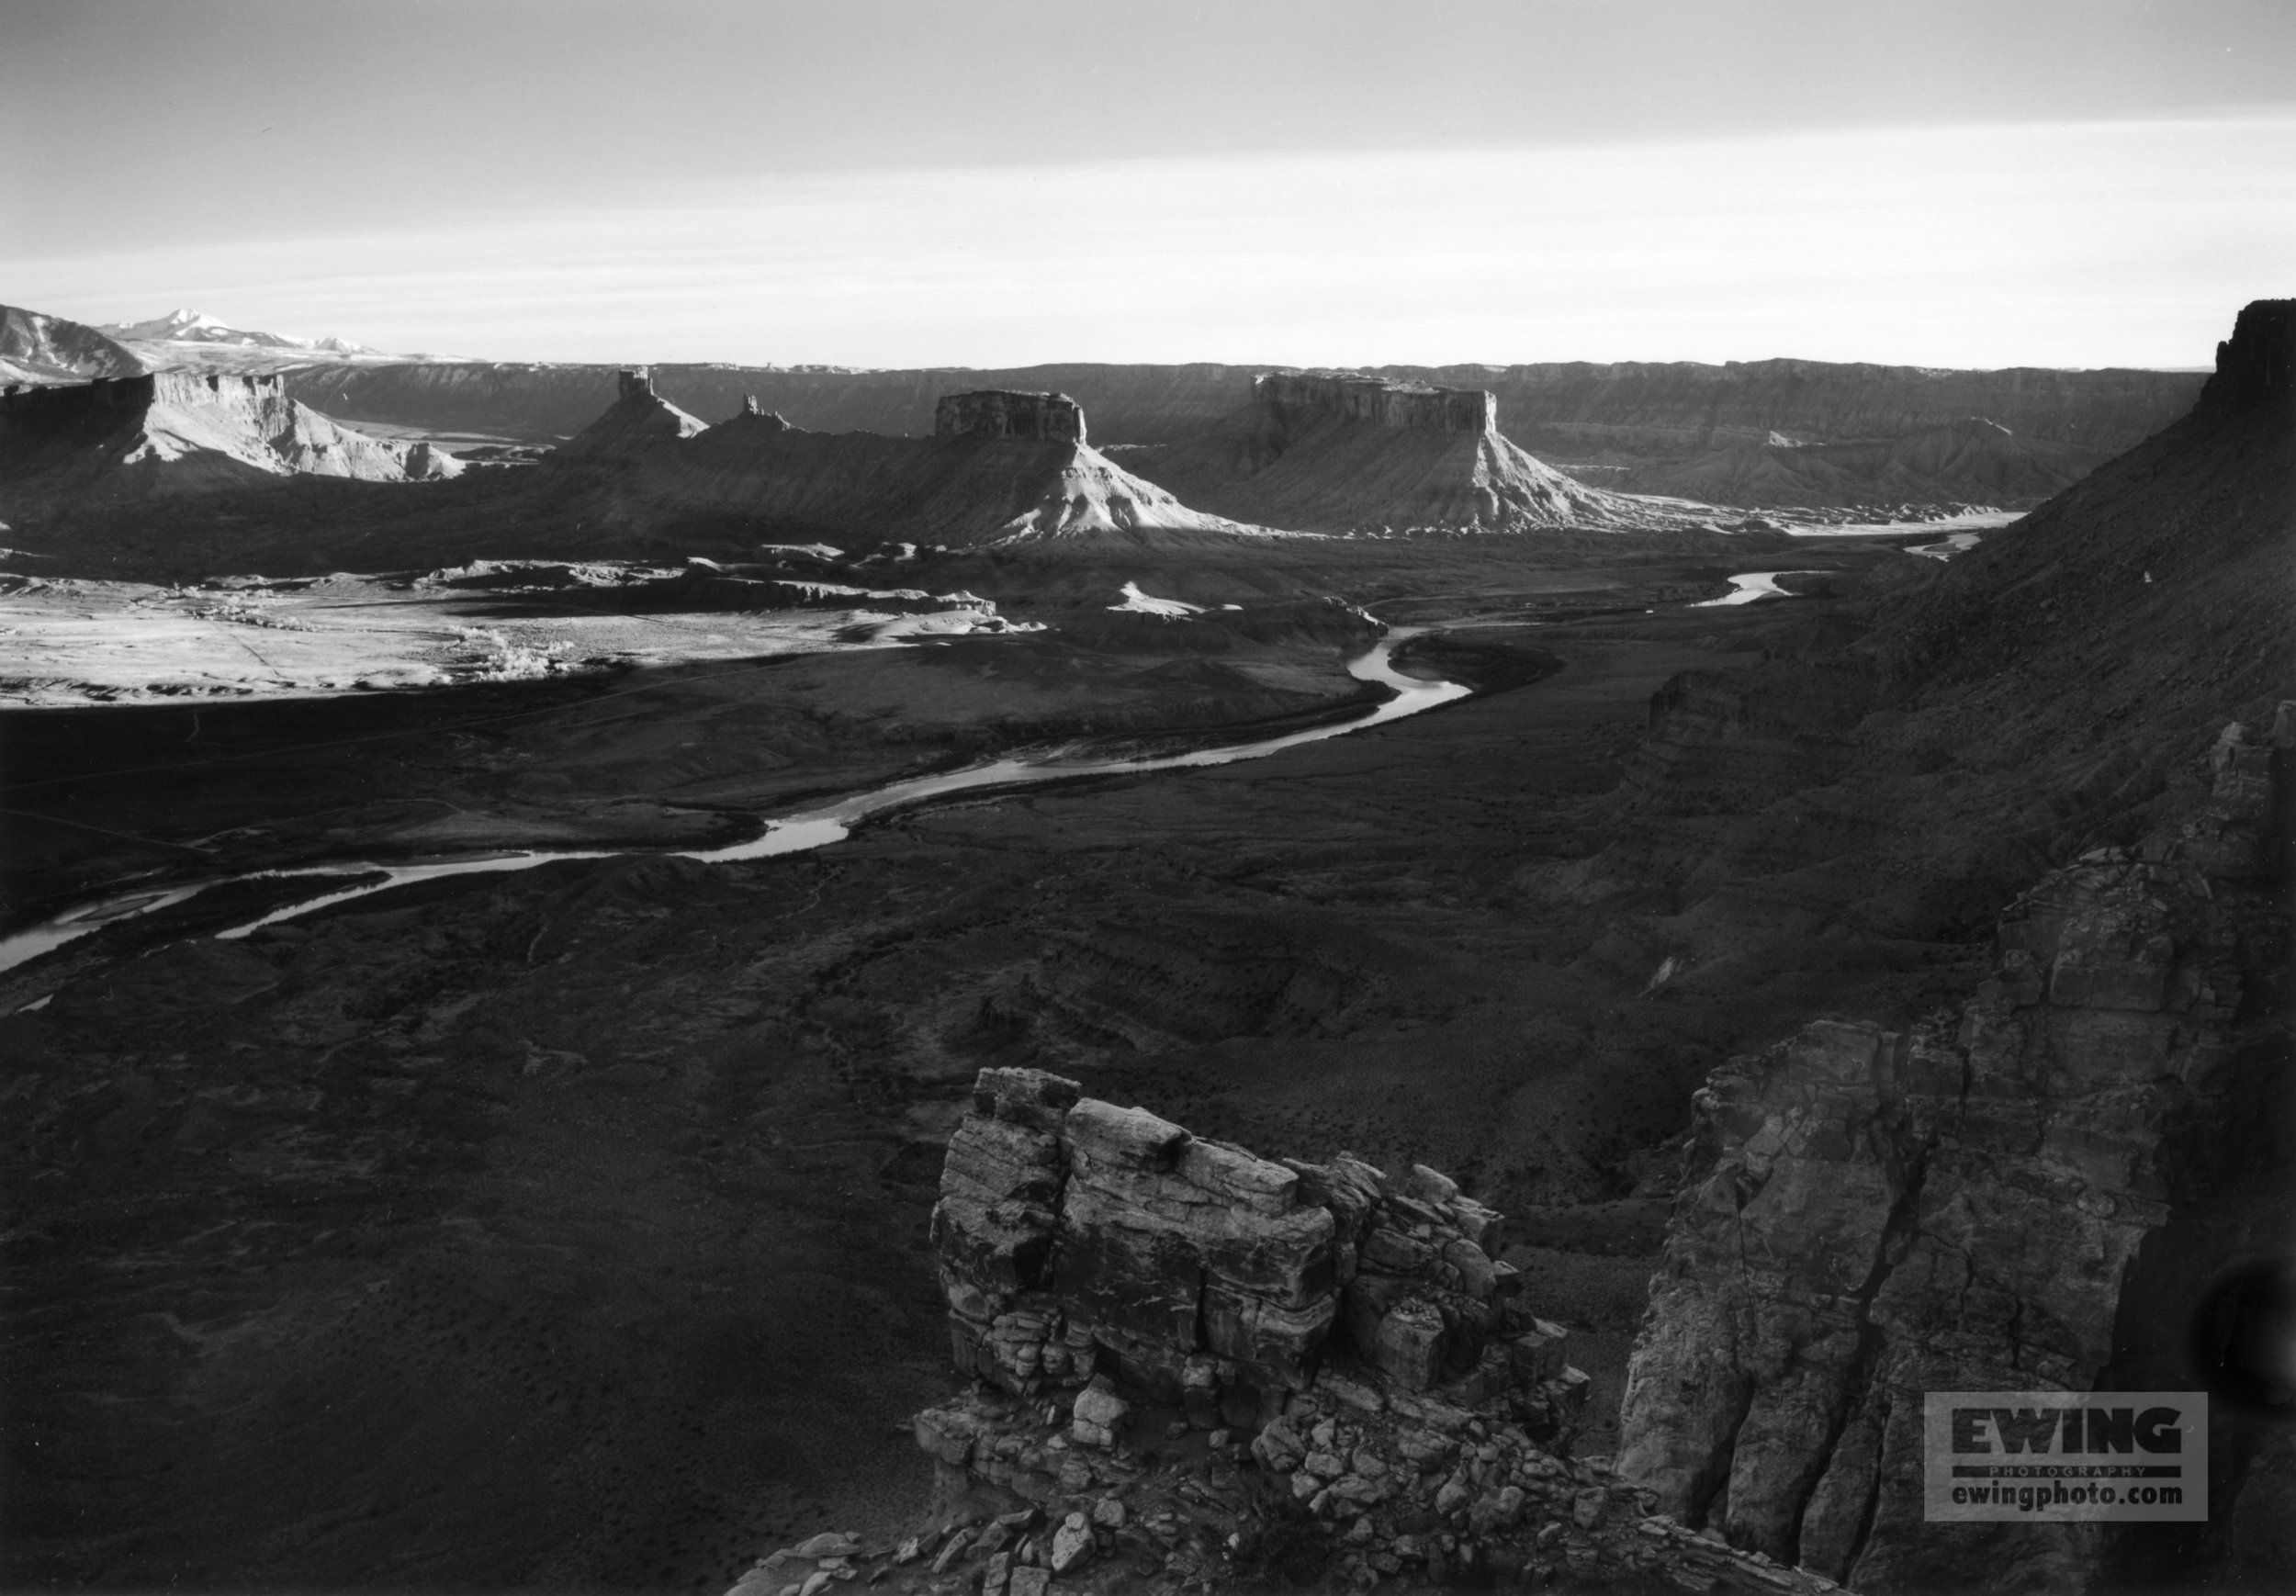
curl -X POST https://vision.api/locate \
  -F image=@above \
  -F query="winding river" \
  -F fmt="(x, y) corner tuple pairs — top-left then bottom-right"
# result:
(0, 631), (1470, 982)
(1692, 570), (1822, 607)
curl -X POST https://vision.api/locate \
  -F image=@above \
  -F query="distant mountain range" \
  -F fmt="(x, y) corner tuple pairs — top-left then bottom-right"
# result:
(0, 306), (145, 388)
(83, 308), (469, 372)
(94, 308), (385, 356)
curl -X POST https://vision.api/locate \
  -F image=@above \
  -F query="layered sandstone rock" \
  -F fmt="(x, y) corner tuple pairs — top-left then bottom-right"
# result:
(1619, 716), (2287, 1590)
(276, 354), (2200, 473)
(706, 393), (793, 435)
(402, 439), (465, 480)
(1595, 414), (2101, 511)
(930, 1068), (1576, 1421)
(0, 369), (436, 499)
(857, 1069), (1848, 1593)
(554, 367), (707, 458)
(553, 383), (1266, 547)
(935, 389), (1086, 444)
(1255, 373), (1493, 434)
(1133, 370), (1712, 534)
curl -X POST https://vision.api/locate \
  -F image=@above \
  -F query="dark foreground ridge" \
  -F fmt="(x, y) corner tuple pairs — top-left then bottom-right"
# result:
(1612, 297), (2296, 1592)
(726, 1067), (1845, 1596)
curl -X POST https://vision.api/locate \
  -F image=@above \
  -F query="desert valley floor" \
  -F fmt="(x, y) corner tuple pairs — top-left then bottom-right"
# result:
(0, 300), (2290, 1596)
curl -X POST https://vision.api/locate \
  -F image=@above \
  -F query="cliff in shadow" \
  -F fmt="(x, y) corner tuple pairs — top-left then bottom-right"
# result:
(1609, 300), (2294, 1591)
(1465, 359), (2200, 490)
(1130, 373), (1714, 534)
(726, 1067), (1846, 1596)
(0, 370), (452, 506)
(1589, 416), (2101, 511)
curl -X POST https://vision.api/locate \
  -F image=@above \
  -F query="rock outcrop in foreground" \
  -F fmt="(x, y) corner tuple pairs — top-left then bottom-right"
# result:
(0, 370), (445, 500)
(1618, 299), (2296, 1594)
(1134, 371), (1718, 534)
(1619, 716), (2286, 1591)
(729, 1071), (1843, 1595)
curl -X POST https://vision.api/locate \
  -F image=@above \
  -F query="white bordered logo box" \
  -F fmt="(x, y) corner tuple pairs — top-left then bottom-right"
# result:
(1924, 1392), (2208, 1522)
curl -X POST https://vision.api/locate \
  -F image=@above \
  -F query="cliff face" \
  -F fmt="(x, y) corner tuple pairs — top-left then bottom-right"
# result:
(1133, 372), (1706, 534)
(756, 1066), (1842, 1596)
(1445, 359), (2201, 463)
(1614, 300), (2295, 1592)
(1587, 416), (2101, 511)
(274, 357), (2204, 511)
(1619, 736), (2284, 1588)
(0, 370), (434, 500)
(935, 389), (1086, 444)
(558, 380), (1261, 548)
(1255, 373), (1494, 434)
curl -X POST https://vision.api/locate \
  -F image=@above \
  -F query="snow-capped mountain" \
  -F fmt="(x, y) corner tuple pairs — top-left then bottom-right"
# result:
(89, 309), (468, 371)
(95, 309), (383, 355)
(1, 304), (147, 387)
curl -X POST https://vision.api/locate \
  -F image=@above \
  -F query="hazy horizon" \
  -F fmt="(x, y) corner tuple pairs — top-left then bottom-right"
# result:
(5, 0), (2293, 370)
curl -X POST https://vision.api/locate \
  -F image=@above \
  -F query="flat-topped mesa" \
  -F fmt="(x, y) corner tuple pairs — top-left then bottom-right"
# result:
(547, 377), (1253, 545)
(933, 388), (1086, 444)
(1256, 370), (1496, 434)
(1134, 368), (1697, 532)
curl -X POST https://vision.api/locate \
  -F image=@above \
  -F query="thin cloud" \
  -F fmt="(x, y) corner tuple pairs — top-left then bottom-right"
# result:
(9, 116), (2290, 369)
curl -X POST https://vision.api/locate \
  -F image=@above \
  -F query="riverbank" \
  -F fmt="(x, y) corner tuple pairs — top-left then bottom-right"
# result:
(0, 631), (1472, 986)
(0, 537), (1946, 1591)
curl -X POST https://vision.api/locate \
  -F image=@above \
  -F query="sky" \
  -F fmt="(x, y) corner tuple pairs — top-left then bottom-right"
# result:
(3, 0), (2292, 369)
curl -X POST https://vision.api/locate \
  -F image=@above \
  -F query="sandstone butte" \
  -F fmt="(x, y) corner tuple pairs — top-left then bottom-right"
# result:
(9, 293), (2208, 516)
(243, 341), (2201, 516)
(1131, 371), (1713, 534)
(727, 1067), (1847, 1596)
(547, 370), (1269, 548)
